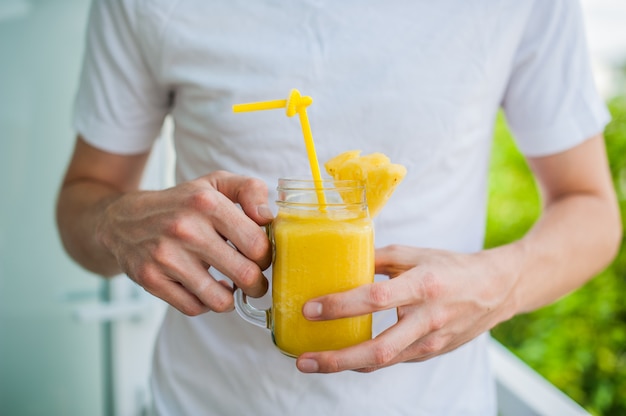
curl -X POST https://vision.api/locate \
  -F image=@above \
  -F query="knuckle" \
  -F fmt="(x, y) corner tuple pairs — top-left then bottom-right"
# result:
(149, 241), (184, 275)
(385, 244), (405, 259)
(372, 341), (397, 366)
(428, 309), (448, 332)
(164, 215), (195, 241)
(193, 277), (233, 312)
(246, 231), (271, 263)
(242, 176), (268, 195)
(368, 283), (393, 308)
(316, 295), (340, 317)
(210, 169), (229, 180)
(234, 262), (261, 290)
(149, 241), (172, 265)
(208, 294), (233, 313)
(420, 271), (443, 300)
(324, 355), (342, 373)
(134, 262), (159, 289)
(419, 336), (445, 355)
(188, 188), (220, 212)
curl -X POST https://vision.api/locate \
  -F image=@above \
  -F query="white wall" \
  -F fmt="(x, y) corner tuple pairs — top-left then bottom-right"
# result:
(580, 0), (626, 97)
(0, 2), (171, 415)
(0, 1), (102, 415)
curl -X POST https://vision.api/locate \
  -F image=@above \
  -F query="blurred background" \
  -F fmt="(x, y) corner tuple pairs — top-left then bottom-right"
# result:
(488, 1), (626, 415)
(0, 1), (624, 415)
(0, 1), (170, 415)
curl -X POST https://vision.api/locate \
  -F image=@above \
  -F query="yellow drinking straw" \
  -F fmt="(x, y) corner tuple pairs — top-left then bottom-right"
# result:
(233, 89), (327, 208)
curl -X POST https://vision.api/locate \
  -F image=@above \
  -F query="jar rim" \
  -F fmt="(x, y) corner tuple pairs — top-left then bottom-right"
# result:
(277, 177), (365, 192)
(276, 177), (367, 210)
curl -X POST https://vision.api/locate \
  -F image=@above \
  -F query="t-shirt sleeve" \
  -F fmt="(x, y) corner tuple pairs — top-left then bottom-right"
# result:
(72, 0), (170, 155)
(501, 0), (610, 157)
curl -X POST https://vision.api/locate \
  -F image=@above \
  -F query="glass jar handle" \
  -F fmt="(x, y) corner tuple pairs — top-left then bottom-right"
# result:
(234, 288), (270, 329)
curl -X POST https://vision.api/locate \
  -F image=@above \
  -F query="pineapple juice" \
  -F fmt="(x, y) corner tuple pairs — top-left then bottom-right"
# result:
(271, 206), (374, 357)
(268, 179), (374, 357)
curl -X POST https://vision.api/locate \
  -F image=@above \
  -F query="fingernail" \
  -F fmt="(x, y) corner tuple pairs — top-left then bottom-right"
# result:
(298, 358), (319, 373)
(303, 302), (322, 319)
(257, 204), (274, 220)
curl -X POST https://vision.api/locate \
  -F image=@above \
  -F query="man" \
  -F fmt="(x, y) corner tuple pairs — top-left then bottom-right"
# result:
(56, 0), (621, 414)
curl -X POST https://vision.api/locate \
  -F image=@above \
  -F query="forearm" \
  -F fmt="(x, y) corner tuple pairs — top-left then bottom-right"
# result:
(484, 190), (621, 320)
(56, 137), (151, 277)
(56, 179), (126, 277)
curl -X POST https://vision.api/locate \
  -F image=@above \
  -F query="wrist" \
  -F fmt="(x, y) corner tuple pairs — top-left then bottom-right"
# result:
(475, 242), (528, 324)
(93, 193), (128, 276)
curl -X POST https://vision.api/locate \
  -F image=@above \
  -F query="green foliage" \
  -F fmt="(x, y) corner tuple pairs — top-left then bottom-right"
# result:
(487, 97), (626, 416)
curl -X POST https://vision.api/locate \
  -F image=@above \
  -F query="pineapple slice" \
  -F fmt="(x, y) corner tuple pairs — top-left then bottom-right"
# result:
(324, 149), (362, 177)
(324, 150), (406, 217)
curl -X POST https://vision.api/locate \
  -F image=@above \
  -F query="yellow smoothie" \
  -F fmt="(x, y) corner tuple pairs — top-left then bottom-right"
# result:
(271, 208), (374, 357)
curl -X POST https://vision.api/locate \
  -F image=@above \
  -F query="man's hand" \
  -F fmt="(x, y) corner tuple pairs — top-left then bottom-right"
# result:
(296, 245), (515, 373)
(57, 137), (273, 316)
(98, 171), (273, 315)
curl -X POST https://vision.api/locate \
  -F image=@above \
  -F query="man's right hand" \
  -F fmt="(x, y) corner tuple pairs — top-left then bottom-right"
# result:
(56, 137), (273, 316)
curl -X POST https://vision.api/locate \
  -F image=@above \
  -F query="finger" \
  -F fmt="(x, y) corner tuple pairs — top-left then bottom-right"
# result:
(198, 187), (273, 270)
(143, 274), (211, 316)
(151, 240), (239, 311)
(180, 268), (236, 312)
(296, 317), (423, 374)
(208, 171), (274, 225)
(193, 226), (269, 298)
(390, 331), (456, 365)
(374, 245), (420, 276)
(217, 279), (233, 290)
(161, 186), (271, 292)
(302, 276), (421, 321)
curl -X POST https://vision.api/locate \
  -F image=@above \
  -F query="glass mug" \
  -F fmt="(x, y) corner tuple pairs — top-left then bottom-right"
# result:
(235, 178), (374, 357)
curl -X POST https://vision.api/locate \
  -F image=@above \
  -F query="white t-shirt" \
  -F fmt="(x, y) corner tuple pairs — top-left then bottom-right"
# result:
(73, 1), (609, 415)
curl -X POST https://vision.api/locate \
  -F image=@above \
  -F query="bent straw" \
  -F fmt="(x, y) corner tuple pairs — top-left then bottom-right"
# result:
(232, 99), (287, 113)
(233, 89), (327, 209)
